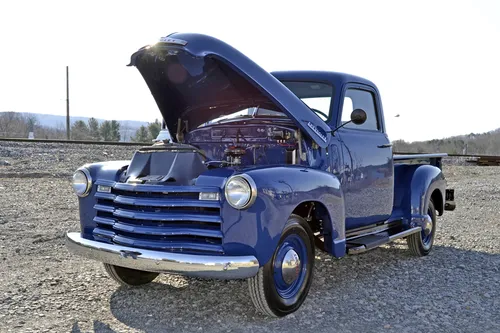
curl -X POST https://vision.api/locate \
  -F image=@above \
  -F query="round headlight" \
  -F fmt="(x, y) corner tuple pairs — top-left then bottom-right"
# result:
(224, 175), (257, 209)
(72, 168), (92, 197)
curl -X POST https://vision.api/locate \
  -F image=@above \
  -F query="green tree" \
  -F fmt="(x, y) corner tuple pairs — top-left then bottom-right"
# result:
(110, 120), (121, 142)
(147, 119), (161, 141)
(71, 120), (90, 140)
(132, 125), (149, 143)
(99, 121), (112, 141)
(88, 117), (100, 140)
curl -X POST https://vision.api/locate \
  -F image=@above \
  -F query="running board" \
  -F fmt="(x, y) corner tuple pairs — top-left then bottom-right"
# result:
(347, 227), (421, 255)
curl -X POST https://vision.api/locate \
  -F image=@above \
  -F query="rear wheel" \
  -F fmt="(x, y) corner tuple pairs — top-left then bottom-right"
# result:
(407, 200), (437, 256)
(103, 263), (159, 286)
(248, 214), (315, 317)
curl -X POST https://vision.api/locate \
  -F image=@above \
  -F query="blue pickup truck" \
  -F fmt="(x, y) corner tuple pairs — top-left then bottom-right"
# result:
(66, 33), (456, 317)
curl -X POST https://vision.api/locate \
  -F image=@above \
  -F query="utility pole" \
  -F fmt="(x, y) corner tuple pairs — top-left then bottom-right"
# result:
(66, 66), (70, 140)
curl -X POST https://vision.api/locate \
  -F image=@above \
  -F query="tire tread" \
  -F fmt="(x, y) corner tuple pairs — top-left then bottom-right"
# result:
(406, 201), (436, 257)
(103, 263), (158, 286)
(248, 268), (276, 317)
(247, 214), (314, 317)
(103, 263), (131, 286)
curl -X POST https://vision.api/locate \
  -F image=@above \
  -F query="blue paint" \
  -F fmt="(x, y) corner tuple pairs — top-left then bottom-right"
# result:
(72, 33), (454, 274)
(221, 166), (345, 264)
(129, 33), (332, 148)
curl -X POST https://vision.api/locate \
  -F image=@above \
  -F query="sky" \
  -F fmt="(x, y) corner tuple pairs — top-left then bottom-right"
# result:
(0, 0), (499, 142)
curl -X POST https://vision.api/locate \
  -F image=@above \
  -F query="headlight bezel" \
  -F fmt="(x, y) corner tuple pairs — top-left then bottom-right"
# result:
(224, 174), (257, 210)
(72, 167), (92, 197)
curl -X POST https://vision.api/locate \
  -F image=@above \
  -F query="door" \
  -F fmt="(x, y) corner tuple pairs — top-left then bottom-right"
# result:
(337, 86), (394, 229)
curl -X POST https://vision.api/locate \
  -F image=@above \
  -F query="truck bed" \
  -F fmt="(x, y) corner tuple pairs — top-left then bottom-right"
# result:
(393, 153), (447, 169)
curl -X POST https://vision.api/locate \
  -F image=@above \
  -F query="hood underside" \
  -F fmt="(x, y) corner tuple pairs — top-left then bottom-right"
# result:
(128, 33), (332, 147)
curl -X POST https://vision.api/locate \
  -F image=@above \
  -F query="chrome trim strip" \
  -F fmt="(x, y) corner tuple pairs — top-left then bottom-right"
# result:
(66, 232), (259, 279)
(347, 227), (422, 255)
(388, 227), (421, 241)
(345, 220), (401, 240)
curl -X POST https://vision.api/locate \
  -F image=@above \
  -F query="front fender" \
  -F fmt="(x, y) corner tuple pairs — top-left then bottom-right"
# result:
(220, 166), (345, 266)
(76, 161), (129, 238)
(408, 164), (445, 227)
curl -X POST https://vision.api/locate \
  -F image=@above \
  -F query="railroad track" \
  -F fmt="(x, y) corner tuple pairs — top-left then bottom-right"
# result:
(1, 137), (499, 165)
(0, 137), (144, 146)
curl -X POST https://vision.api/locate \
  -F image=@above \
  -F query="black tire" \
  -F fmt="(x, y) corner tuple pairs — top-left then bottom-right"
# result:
(103, 263), (159, 286)
(248, 214), (315, 317)
(407, 200), (437, 256)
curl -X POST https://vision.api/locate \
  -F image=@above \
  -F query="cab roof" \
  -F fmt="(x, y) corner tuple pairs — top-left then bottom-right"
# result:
(271, 71), (377, 89)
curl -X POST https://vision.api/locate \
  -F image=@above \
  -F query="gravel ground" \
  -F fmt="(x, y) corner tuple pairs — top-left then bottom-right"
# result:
(0, 142), (499, 333)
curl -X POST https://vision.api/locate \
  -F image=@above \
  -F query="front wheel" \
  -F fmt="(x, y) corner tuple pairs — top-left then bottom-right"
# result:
(407, 200), (437, 256)
(248, 214), (315, 317)
(103, 263), (159, 286)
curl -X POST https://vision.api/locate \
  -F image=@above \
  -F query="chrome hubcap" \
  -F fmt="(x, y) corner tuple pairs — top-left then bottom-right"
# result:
(423, 216), (433, 236)
(281, 249), (301, 284)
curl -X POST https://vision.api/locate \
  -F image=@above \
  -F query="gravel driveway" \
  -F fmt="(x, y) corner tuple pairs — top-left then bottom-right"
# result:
(0, 142), (499, 333)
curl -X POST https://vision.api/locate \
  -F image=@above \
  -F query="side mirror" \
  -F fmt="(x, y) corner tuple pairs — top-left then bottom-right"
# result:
(351, 109), (367, 125)
(330, 108), (368, 135)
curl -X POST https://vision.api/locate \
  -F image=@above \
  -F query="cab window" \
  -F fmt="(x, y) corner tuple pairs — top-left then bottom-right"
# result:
(341, 89), (379, 131)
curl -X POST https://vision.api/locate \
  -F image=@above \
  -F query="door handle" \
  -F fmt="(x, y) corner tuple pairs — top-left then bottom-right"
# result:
(377, 144), (393, 148)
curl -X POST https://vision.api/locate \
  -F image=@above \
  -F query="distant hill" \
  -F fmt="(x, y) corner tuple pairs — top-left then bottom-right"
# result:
(0, 112), (150, 141)
(393, 128), (500, 155)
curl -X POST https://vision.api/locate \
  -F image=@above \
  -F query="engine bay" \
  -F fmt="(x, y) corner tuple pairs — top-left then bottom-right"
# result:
(185, 121), (304, 168)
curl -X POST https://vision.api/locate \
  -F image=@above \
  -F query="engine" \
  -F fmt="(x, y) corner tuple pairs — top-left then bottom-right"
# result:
(185, 122), (302, 167)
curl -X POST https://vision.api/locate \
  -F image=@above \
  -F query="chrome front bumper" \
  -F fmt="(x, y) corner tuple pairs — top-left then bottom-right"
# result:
(65, 232), (259, 279)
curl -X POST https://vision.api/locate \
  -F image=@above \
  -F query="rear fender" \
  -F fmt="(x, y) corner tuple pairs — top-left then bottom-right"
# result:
(220, 166), (345, 266)
(408, 165), (445, 228)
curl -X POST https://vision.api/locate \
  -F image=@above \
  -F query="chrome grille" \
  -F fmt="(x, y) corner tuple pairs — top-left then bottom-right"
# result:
(92, 180), (223, 254)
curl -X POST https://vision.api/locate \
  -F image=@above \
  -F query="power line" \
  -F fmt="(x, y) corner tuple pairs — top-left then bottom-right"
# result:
(66, 66), (70, 140)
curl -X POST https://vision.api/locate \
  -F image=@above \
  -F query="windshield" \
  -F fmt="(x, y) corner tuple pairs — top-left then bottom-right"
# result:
(199, 107), (287, 127)
(281, 81), (333, 121)
(199, 81), (334, 127)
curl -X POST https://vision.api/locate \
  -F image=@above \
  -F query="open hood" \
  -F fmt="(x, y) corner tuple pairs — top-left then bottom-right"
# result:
(128, 33), (331, 147)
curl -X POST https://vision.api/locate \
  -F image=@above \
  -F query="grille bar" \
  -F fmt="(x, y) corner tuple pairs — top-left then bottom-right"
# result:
(114, 183), (220, 193)
(112, 222), (222, 238)
(94, 228), (223, 253)
(92, 181), (224, 254)
(94, 192), (116, 200)
(113, 235), (224, 254)
(93, 217), (223, 238)
(93, 216), (115, 226)
(114, 195), (221, 208)
(94, 204), (115, 213)
(113, 208), (222, 223)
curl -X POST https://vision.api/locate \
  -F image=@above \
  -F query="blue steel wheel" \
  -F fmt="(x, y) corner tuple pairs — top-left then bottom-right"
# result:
(248, 214), (314, 317)
(407, 200), (437, 256)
